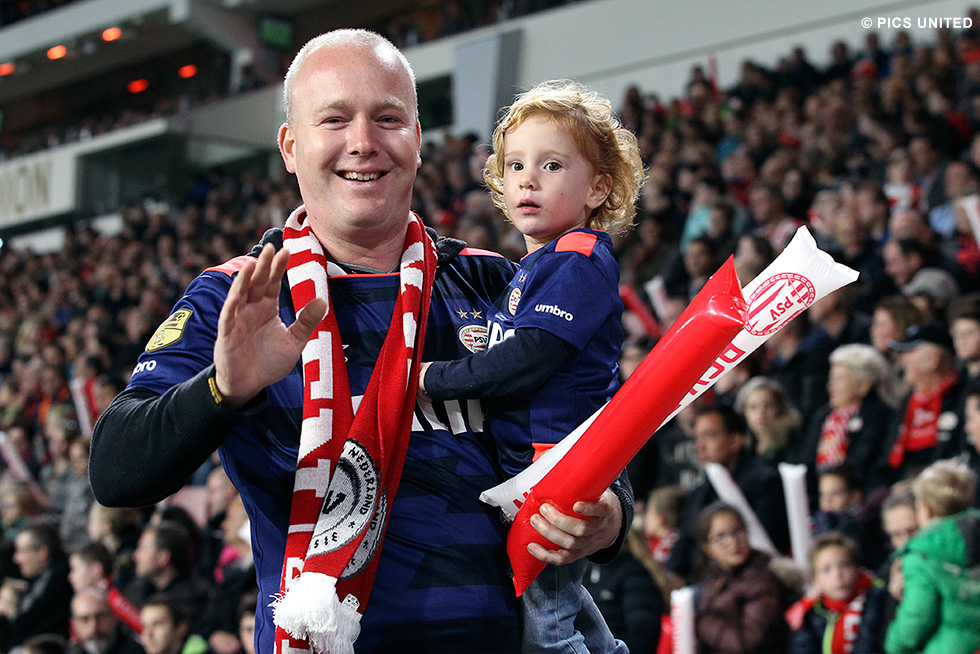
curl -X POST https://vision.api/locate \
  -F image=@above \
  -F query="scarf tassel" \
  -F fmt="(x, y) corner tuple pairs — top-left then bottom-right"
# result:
(272, 572), (361, 654)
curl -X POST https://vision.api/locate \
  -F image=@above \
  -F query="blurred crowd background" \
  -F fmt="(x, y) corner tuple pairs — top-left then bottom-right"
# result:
(3, 1), (980, 653)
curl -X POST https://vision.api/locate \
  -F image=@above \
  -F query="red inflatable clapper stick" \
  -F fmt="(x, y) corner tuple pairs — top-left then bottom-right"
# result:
(507, 256), (747, 595)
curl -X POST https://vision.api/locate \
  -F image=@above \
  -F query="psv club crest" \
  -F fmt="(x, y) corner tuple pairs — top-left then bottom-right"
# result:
(508, 288), (522, 315)
(458, 324), (489, 352)
(745, 272), (816, 336)
(309, 440), (382, 575)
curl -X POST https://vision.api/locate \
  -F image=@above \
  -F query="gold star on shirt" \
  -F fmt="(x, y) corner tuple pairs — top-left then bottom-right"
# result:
(456, 309), (469, 319)
(519, 272), (527, 284)
(470, 309), (483, 320)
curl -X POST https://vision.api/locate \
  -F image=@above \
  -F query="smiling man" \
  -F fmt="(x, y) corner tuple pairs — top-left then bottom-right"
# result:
(90, 29), (631, 654)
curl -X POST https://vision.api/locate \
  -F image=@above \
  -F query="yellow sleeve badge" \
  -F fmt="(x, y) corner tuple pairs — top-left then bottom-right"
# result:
(146, 309), (193, 352)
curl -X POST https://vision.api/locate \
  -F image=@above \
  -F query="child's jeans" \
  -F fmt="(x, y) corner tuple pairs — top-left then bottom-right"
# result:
(520, 559), (628, 654)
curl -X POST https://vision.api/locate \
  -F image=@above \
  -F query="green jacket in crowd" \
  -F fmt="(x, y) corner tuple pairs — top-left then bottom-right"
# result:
(884, 508), (980, 654)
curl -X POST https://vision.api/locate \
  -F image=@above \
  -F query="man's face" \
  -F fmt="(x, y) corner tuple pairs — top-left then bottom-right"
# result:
(206, 469), (236, 520)
(239, 612), (256, 654)
(952, 318), (980, 364)
(279, 42), (421, 246)
(882, 241), (917, 286)
(13, 532), (46, 579)
(694, 413), (743, 467)
(72, 594), (117, 653)
(749, 187), (774, 224)
(883, 505), (918, 550)
(69, 555), (104, 593)
(965, 395), (980, 454)
(900, 343), (940, 389)
(140, 605), (186, 654)
(133, 530), (162, 579)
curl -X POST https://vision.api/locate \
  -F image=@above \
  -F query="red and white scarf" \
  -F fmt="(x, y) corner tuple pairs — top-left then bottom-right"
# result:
(272, 206), (436, 654)
(887, 373), (958, 469)
(816, 407), (857, 470)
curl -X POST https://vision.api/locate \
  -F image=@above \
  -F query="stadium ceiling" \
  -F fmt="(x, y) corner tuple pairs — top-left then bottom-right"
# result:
(0, 0), (414, 104)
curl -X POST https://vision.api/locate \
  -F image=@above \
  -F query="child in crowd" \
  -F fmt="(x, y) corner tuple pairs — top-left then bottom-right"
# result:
(643, 485), (684, 565)
(693, 502), (790, 654)
(885, 459), (980, 654)
(419, 79), (645, 653)
(787, 532), (887, 654)
(812, 464), (868, 550)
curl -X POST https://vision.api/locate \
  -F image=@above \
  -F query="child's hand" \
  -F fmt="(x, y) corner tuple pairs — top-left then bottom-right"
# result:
(417, 362), (431, 399)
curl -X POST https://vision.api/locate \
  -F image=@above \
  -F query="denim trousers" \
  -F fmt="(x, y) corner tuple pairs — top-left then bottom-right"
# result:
(520, 559), (629, 654)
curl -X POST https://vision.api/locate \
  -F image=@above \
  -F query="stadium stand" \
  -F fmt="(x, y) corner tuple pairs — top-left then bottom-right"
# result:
(2, 1), (980, 652)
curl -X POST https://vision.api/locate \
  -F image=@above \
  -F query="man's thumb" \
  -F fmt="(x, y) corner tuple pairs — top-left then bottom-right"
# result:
(293, 298), (327, 342)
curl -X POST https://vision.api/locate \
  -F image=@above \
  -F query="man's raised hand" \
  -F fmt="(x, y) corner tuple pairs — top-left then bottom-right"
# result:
(214, 244), (326, 407)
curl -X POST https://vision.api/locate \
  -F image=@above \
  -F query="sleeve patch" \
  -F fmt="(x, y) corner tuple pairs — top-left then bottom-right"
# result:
(458, 247), (506, 258)
(555, 232), (597, 257)
(145, 309), (193, 352)
(205, 255), (252, 277)
(531, 442), (555, 462)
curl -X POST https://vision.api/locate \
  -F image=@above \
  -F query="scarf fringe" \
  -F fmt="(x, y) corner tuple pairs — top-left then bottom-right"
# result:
(272, 572), (361, 654)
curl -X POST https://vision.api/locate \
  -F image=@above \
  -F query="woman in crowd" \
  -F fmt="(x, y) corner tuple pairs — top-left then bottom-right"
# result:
(800, 343), (894, 495)
(734, 376), (802, 465)
(694, 502), (791, 654)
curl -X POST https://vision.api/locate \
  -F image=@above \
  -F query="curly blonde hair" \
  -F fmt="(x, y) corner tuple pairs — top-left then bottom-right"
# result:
(484, 80), (645, 233)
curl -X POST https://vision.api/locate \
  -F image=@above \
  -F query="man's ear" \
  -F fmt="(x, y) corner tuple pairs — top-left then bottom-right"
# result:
(279, 123), (297, 174)
(415, 121), (423, 169)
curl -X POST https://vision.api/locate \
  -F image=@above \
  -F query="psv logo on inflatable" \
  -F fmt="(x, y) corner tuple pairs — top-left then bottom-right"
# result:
(745, 272), (816, 336)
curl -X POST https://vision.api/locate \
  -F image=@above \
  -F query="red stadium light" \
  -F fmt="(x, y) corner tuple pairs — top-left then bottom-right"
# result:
(128, 78), (149, 94)
(47, 45), (67, 60)
(102, 27), (122, 42)
(178, 64), (197, 79)
(0, 62), (15, 76)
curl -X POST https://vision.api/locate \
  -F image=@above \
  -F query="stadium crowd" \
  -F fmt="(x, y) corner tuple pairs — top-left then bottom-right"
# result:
(3, 14), (980, 654)
(0, 0), (591, 159)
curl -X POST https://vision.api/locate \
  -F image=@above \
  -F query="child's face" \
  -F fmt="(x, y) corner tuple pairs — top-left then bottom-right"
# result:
(812, 545), (859, 601)
(819, 474), (859, 513)
(703, 511), (750, 570)
(501, 115), (610, 252)
(643, 503), (665, 538)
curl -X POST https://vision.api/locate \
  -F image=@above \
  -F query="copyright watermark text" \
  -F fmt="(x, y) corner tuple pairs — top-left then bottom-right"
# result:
(862, 16), (973, 29)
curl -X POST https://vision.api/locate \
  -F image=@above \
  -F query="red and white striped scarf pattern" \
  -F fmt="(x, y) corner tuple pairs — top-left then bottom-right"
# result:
(272, 206), (436, 654)
(816, 407), (857, 470)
